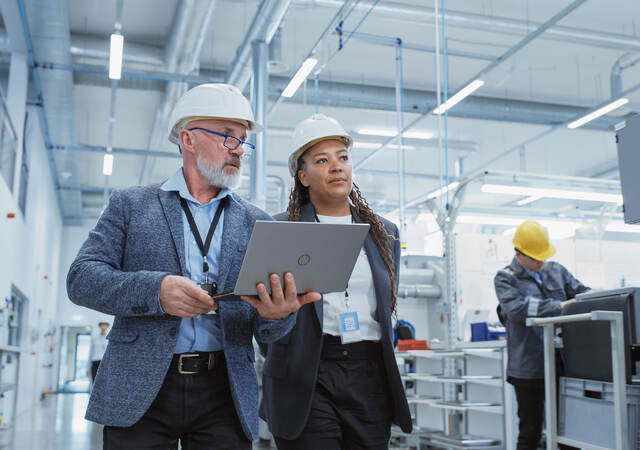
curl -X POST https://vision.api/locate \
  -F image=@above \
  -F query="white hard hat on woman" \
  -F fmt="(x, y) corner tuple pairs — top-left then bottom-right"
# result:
(287, 113), (353, 177)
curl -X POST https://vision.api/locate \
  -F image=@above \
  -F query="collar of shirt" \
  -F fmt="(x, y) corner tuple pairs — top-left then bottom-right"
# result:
(523, 265), (543, 285)
(161, 167), (235, 206)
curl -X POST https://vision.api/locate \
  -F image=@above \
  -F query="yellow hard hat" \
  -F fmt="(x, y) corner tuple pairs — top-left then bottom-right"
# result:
(513, 220), (556, 261)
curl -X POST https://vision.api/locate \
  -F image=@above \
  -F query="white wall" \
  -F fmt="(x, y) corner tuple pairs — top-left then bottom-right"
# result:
(56, 222), (112, 329)
(0, 109), (64, 418)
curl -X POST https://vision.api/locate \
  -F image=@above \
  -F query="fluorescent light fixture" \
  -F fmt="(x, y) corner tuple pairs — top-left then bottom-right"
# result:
(388, 144), (415, 150)
(404, 130), (434, 140)
(352, 142), (415, 150)
(281, 57), (318, 98)
(567, 98), (629, 129)
(433, 79), (484, 115)
(426, 182), (459, 200)
(605, 222), (640, 234)
(109, 33), (124, 80)
(482, 184), (622, 204)
(516, 195), (542, 206)
(357, 128), (434, 140)
(103, 153), (114, 176)
(353, 142), (381, 149)
(457, 214), (576, 239)
(358, 128), (397, 137)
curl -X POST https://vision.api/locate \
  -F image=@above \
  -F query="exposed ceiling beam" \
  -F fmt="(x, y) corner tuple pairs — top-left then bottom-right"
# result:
(354, 0), (588, 171)
(294, 0), (640, 52)
(53, 62), (625, 131)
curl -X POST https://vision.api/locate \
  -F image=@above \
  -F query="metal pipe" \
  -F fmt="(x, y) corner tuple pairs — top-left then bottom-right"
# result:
(340, 29), (496, 61)
(397, 284), (441, 299)
(611, 52), (640, 97)
(356, 0), (589, 172)
(460, 0), (587, 98)
(250, 40), (268, 209)
(49, 61), (621, 131)
(295, 0), (640, 52)
(226, 0), (292, 90)
(395, 40), (406, 242)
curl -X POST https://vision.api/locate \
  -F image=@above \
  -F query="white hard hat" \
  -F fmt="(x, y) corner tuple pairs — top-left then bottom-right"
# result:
(168, 83), (263, 145)
(288, 113), (353, 177)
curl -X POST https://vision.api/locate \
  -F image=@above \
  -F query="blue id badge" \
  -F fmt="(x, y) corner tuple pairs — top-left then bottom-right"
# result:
(339, 311), (362, 344)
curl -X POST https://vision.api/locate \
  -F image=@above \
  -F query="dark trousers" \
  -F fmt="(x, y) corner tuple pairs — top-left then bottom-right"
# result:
(91, 360), (101, 382)
(275, 338), (392, 450)
(103, 355), (250, 450)
(508, 377), (545, 450)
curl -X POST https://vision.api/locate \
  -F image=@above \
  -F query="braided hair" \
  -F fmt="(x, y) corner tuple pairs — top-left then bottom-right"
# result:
(286, 154), (398, 314)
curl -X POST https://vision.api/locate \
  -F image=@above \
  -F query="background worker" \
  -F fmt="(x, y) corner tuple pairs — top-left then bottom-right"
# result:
(260, 114), (412, 449)
(67, 83), (319, 449)
(494, 220), (589, 450)
(89, 321), (109, 382)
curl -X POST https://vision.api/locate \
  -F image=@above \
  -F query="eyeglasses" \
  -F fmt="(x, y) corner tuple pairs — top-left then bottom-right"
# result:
(187, 127), (255, 156)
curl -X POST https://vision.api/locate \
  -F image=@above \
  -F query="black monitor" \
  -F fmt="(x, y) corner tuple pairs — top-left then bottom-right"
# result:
(561, 287), (640, 384)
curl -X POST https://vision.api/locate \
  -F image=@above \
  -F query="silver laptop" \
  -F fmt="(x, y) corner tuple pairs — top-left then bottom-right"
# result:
(231, 220), (370, 296)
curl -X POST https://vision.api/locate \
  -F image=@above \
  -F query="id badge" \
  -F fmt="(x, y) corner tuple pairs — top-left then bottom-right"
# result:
(339, 311), (362, 344)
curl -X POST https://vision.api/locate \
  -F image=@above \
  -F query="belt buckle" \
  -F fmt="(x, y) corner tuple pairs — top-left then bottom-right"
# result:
(178, 353), (199, 375)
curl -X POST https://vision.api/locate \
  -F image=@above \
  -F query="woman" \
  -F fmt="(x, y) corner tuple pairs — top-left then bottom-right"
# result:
(260, 114), (412, 449)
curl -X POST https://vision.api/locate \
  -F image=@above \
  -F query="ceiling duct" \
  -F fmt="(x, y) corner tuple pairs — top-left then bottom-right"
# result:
(25, 0), (81, 217)
(268, 26), (288, 74)
(138, 0), (217, 184)
(225, 0), (292, 90)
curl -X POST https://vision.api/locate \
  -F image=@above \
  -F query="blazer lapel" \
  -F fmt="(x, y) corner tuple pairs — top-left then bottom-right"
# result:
(218, 195), (249, 292)
(299, 203), (324, 325)
(158, 189), (186, 275)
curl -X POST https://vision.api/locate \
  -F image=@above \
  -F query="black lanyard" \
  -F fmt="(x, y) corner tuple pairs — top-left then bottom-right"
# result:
(179, 196), (227, 283)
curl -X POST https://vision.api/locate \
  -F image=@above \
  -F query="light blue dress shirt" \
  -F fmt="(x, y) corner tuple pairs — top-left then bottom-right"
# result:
(161, 168), (234, 353)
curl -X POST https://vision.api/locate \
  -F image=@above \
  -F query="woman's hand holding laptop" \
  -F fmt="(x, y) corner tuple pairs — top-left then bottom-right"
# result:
(240, 272), (321, 320)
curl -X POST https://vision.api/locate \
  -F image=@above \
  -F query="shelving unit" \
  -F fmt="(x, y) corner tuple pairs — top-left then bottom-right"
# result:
(394, 341), (514, 449)
(0, 344), (22, 446)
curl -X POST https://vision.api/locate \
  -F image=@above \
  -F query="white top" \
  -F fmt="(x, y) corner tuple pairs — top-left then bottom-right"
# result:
(316, 214), (381, 342)
(90, 333), (108, 362)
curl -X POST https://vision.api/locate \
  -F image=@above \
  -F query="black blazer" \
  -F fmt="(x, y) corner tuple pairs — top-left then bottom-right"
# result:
(260, 202), (412, 439)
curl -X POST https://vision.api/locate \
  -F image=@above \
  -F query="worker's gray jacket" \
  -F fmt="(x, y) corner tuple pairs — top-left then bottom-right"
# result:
(494, 258), (589, 379)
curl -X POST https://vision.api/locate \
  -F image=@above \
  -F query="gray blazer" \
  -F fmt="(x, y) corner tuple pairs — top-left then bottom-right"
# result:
(494, 257), (589, 379)
(260, 203), (412, 439)
(66, 183), (296, 440)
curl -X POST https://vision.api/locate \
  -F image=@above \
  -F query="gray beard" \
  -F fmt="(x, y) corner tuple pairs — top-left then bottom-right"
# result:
(196, 155), (242, 190)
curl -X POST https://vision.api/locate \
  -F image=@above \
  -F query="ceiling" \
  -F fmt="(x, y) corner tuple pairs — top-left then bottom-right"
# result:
(2, 0), (639, 225)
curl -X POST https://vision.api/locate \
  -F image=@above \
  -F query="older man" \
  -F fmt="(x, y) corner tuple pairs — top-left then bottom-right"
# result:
(495, 220), (589, 450)
(67, 83), (319, 449)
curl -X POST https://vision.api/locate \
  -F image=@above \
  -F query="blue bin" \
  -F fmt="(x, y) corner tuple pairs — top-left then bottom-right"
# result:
(471, 322), (506, 341)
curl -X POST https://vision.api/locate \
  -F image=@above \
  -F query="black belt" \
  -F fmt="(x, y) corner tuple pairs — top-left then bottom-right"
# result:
(170, 351), (225, 375)
(321, 334), (382, 360)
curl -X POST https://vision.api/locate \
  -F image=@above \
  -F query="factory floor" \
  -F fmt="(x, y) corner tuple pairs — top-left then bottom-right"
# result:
(9, 393), (272, 449)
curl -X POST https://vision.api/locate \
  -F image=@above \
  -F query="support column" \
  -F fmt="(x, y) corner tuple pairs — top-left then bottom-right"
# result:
(394, 41), (406, 242)
(250, 39), (268, 209)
